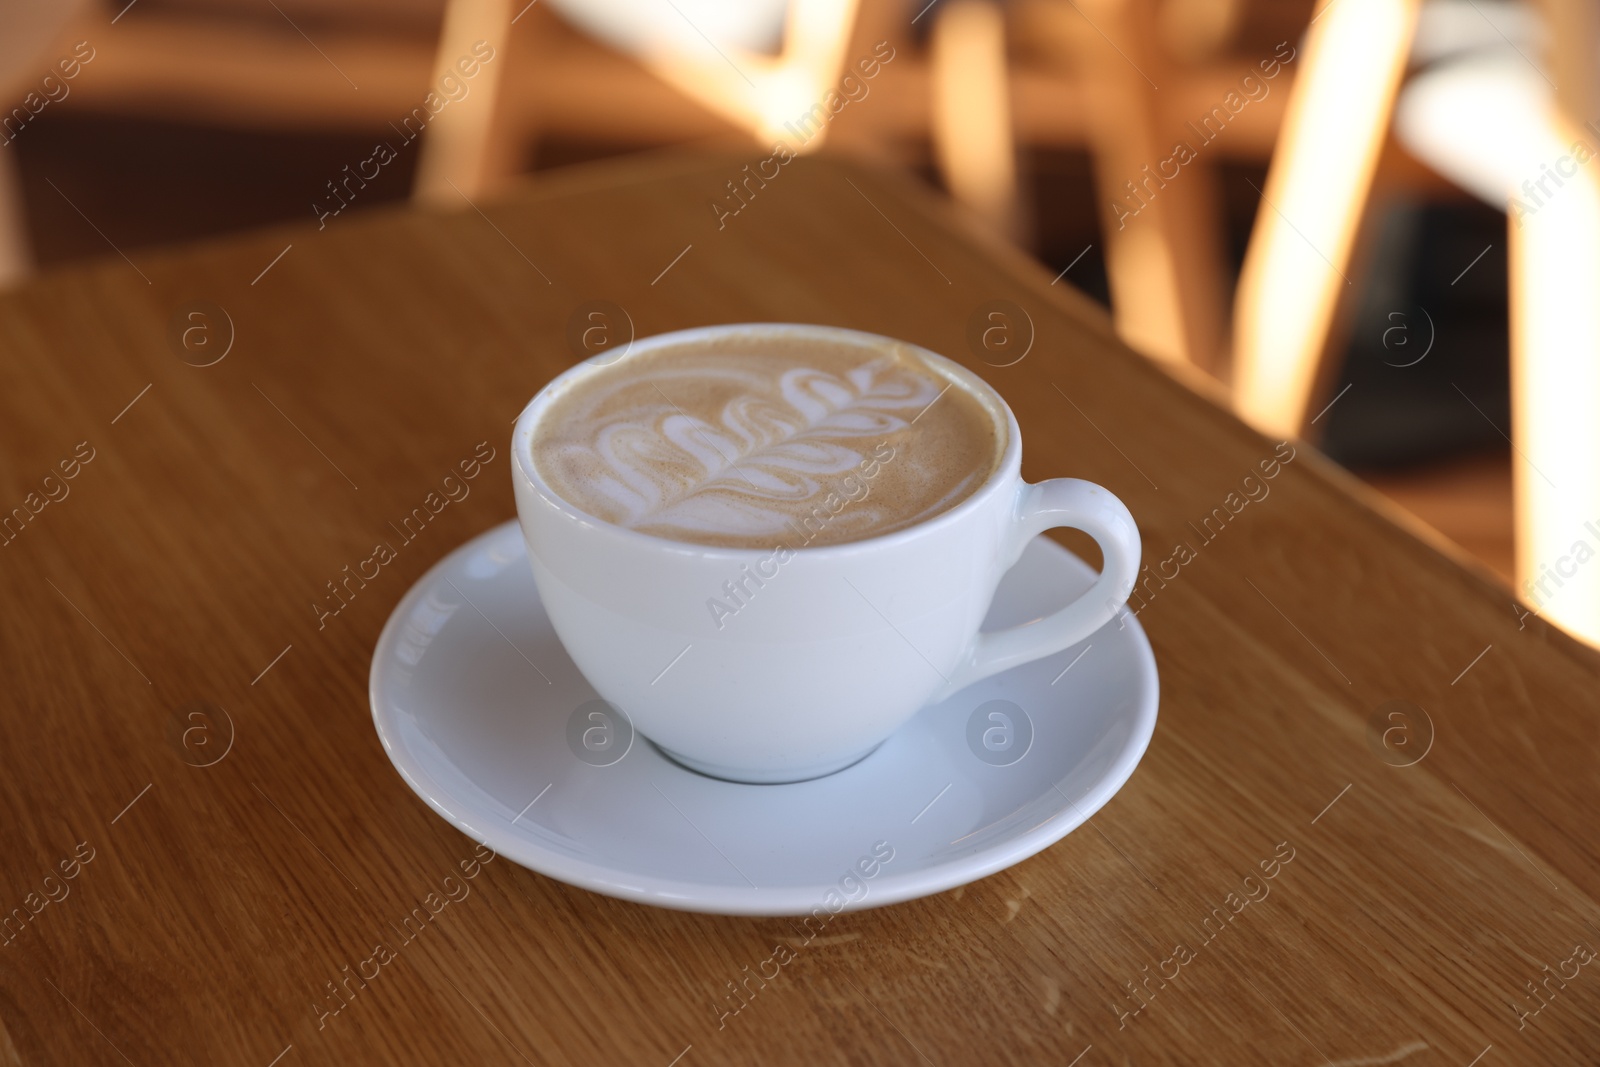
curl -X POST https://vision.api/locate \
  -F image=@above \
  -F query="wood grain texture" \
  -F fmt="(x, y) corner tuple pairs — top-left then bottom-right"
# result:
(0, 150), (1596, 1066)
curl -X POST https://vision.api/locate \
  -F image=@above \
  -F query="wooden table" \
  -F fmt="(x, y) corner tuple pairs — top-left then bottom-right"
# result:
(2, 151), (1597, 1066)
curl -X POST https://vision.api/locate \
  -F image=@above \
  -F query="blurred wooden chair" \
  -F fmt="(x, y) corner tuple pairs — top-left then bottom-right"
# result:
(1231, 0), (1600, 645)
(413, 0), (864, 204)
(7, 0), (873, 280)
(0, 0), (451, 287)
(1232, 0), (1423, 436)
(13, 0), (1308, 385)
(422, 0), (1310, 374)
(874, 0), (1314, 370)
(955, 0), (1313, 370)
(414, 0), (1038, 233)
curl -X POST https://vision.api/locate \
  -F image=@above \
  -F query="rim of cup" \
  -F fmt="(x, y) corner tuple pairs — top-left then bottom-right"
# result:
(511, 322), (1024, 560)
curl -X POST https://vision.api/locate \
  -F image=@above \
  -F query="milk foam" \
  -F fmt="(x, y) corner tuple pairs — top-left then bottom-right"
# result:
(531, 333), (1002, 548)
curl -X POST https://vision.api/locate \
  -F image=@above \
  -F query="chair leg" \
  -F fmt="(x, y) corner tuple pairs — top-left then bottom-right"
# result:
(1232, 0), (1418, 437)
(822, 0), (915, 167)
(1074, 0), (1227, 370)
(929, 0), (1023, 241)
(0, 147), (31, 286)
(413, 0), (520, 205)
(1509, 111), (1600, 648)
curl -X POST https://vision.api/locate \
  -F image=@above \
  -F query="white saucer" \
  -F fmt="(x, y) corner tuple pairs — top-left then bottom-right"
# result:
(370, 521), (1159, 915)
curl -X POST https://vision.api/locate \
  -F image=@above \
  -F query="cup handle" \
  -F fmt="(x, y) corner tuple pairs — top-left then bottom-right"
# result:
(943, 478), (1142, 693)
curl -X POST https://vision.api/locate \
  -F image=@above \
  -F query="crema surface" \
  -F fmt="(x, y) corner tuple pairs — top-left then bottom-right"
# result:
(531, 332), (1003, 548)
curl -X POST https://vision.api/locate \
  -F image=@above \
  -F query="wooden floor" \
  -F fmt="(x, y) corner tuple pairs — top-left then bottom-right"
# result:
(1359, 450), (1515, 583)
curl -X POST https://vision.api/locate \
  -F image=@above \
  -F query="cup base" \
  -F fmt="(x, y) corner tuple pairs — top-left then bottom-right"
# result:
(651, 739), (883, 785)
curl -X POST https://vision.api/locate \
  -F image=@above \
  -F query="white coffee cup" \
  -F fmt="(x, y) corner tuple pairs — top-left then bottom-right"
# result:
(512, 324), (1141, 783)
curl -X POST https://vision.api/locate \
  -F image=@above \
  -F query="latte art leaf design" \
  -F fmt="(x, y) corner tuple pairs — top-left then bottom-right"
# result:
(562, 362), (941, 539)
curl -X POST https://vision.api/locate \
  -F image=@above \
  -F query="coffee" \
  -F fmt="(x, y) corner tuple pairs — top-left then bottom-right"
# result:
(531, 330), (1004, 548)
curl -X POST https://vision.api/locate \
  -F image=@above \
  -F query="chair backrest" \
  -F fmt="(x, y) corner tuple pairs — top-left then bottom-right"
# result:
(539, 0), (862, 150)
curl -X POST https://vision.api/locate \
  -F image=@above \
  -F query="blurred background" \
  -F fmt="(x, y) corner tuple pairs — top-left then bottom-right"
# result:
(2, 0), (1595, 644)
